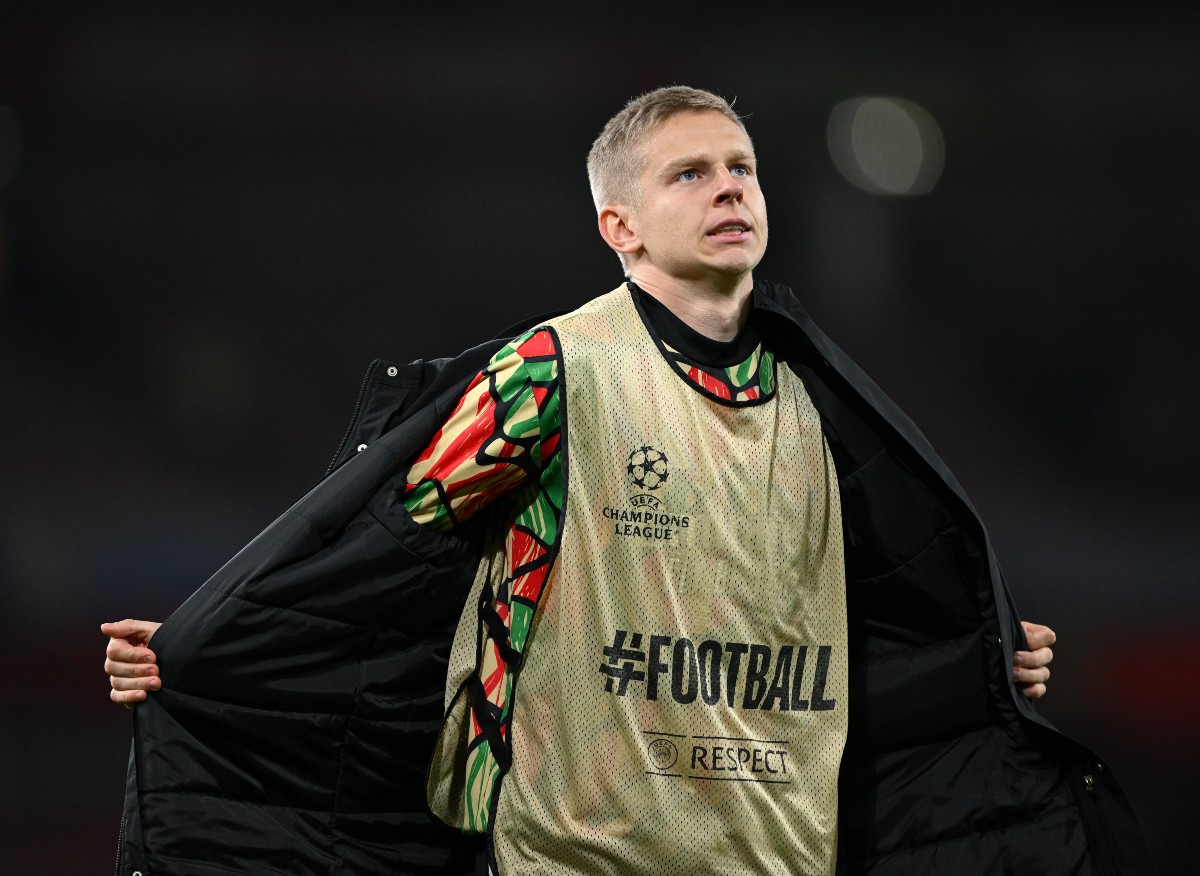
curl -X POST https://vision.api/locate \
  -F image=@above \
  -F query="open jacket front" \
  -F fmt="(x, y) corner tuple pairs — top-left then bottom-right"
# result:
(116, 281), (1152, 875)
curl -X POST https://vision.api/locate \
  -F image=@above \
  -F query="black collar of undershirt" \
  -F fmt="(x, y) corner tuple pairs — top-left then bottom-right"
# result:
(628, 282), (762, 369)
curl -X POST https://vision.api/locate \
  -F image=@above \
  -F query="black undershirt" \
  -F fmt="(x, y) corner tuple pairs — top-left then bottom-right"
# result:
(629, 282), (762, 369)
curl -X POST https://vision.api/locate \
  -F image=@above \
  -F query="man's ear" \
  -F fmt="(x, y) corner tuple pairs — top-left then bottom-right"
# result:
(598, 205), (641, 257)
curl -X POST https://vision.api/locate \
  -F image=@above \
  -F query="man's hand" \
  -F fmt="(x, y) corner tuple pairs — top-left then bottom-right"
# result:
(101, 619), (163, 706)
(1013, 620), (1055, 699)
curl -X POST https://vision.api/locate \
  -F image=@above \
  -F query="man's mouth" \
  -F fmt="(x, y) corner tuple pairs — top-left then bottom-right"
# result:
(707, 221), (750, 236)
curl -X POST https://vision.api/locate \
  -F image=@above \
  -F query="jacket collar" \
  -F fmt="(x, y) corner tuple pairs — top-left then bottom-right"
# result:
(751, 278), (986, 530)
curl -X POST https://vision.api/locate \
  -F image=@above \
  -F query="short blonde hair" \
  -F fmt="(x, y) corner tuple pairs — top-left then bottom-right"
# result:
(586, 86), (749, 212)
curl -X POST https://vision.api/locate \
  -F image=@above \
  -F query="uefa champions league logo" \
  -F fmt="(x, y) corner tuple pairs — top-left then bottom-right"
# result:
(603, 443), (687, 541)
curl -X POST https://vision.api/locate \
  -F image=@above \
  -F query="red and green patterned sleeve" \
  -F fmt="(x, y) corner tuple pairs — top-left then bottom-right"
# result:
(404, 329), (562, 529)
(404, 328), (564, 832)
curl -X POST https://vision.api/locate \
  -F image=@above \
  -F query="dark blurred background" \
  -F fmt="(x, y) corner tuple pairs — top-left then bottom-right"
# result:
(1, 5), (1196, 872)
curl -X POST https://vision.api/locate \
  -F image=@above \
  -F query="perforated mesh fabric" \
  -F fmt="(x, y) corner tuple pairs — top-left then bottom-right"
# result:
(489, 287), (848, 875)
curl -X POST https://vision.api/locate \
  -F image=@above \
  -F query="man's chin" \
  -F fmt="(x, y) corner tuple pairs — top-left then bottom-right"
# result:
(707, 253), (762, 278)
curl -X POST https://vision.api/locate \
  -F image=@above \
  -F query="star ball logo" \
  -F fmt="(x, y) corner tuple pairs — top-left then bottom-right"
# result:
(627, 445), (669, 491)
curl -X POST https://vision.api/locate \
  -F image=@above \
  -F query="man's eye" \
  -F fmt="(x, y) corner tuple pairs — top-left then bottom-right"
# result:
(731, 165), (749, 177)
(677, 169), (698, 182)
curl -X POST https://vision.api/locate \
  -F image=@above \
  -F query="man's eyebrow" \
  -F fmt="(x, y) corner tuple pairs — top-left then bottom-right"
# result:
(660, 151), (757, 176)
(660, 154), (708, 175)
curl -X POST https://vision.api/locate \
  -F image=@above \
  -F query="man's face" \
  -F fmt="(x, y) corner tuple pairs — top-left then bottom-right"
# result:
(625, 109), (768, 285)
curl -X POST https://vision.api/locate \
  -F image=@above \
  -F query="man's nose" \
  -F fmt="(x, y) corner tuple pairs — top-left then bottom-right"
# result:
(713, 168), (744, 203)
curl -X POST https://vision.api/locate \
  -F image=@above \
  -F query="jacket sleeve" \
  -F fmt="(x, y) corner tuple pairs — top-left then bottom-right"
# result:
(117, 344), (504, 876)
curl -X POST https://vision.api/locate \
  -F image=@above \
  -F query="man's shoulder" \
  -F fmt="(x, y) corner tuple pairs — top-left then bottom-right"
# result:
(534, 283), (631, 332)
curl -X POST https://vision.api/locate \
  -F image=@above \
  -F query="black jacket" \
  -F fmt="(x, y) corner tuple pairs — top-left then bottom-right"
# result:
(117, 281), (1153, 875)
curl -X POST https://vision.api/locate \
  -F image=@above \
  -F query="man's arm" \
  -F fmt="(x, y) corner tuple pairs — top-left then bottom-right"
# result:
(403, 328), (560, 529)
(102, 329), (562, 705)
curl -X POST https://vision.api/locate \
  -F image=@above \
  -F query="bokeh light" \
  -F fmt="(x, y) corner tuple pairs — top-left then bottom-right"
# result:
(827, 97), (945, 196)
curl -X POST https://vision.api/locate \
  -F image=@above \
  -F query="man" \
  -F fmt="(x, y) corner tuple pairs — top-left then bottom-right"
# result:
(104, 87), (1147, 874)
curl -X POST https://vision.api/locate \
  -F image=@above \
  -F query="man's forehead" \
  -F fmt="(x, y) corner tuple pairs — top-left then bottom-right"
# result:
(644, 111), (755, 165)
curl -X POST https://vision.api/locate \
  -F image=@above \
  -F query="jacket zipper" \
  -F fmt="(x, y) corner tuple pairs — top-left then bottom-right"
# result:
(113, 813), (124, 876)
(1076, 762), (1120, 876)
(325, 358), (380, 477)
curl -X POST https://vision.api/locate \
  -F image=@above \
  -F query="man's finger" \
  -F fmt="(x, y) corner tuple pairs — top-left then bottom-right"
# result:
(101, 620), (146, 638)
(105, 636), (156, 663)
(110, 687), (149, 705)
(1021, 682), (1048, 700)
(1014, 646), (1054, 669)
(1021, 621), (1057, 650)
(100, 619), (162, 645)
(1013, 665), (1050, 685)
(110, 674), (161, 693)
(104, 658), (159, 679)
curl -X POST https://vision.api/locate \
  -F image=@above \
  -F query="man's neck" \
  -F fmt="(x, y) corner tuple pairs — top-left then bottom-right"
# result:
(627, 271), (754, 342)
